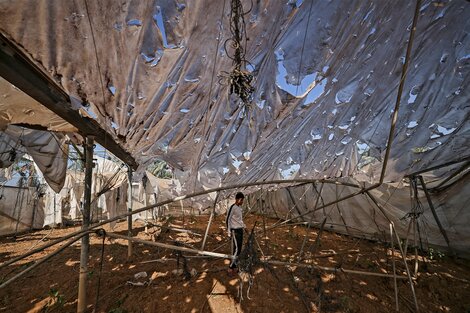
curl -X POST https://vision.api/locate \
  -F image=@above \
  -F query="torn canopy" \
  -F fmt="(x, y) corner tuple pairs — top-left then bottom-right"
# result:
(0, 76), (77, 133)
(0, 126), (69, 192)
(0, 0), (468, 192)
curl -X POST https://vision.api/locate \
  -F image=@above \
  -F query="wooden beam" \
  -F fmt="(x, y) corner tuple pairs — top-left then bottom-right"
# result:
(0, 33), (137, 169)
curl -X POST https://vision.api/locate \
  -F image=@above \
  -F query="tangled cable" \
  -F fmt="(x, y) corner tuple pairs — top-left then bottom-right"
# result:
(222, 0), (255, 107)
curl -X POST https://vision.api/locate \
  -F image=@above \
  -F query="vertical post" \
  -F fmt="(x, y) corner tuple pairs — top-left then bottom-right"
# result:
(201, 192), (219, 251)
(53, 193), (56, 228)
(30, 196), (37, 231)
(390, 223), (399, 311)
(143, 176), (148, 235)
(181, 199), (185, 224)
(413, 215), (419, 277)
(365, 191), (419, 312)
(261, 198), (267, 239)
(127, 166), (133, 259)
(298, 183), (324, 262)
(417, 175), (452, 252)
(77, 136), (94, 313)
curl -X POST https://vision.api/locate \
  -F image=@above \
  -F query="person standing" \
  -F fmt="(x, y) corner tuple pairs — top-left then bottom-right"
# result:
(226, 192), (245, 274)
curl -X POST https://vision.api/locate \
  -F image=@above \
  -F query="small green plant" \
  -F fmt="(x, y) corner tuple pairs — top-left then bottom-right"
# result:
(49, 288), (64, 306)
(428, 247), (445, 260)
(41, 288), (65, 312)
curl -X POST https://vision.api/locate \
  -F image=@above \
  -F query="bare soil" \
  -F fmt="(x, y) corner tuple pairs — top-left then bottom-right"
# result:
(0, 213), (469, 313)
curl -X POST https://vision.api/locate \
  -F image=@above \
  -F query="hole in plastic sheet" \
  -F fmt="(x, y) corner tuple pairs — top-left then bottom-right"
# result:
(341, 136), (352, 145)
(180, 108), (190, 113)
(184, 77), (200, 83)
(304, 78), (328, 106)
(429, 124), (456, 139)
(407, 121), (418, 129)
(335, 81), (359, 104)
(364, 87), (375, 97)
(127, 19), (143, 27)
(287, 0), (304, 8)
(457, 54), (470, 63)
(113, 22), (123, 31)
(310, 129), (322, 141)
(407, 86), (419, 104)
(328, 133), (334, 141)
(141, 50), (163, 67)
(153, 6), (177, 49)
(108, 86), (116, 95)
(356, 141), (370, 155)
(279, 163), (300, 179)
(274, 49), (318, 98)
(437, 125), (456, 135)
(176, 3), (186, 12)
(230, 155), (243, 175)
(440, 53), (448, 63)
(338, 122), (350, 130)
(81, 104), (97, 119)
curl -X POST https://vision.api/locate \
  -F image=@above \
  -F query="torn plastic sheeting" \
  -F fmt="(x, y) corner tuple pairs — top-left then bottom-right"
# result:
(1, 126), (68, 193)
(0, 77), (77, 133)
(0, 0), (468, 192)
(246, 176), (470, 257)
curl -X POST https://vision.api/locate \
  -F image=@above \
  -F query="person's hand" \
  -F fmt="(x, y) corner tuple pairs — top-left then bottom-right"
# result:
(227, 230), (232, 238)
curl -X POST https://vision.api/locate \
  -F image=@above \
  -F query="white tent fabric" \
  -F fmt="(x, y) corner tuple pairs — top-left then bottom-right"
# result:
(247, 175), (470, 256)
(0, 126), (68, 192)
(0, 0), (468, 191)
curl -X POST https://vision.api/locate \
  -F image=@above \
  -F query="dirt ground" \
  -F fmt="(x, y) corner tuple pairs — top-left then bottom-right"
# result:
(0, 213), (469, 313)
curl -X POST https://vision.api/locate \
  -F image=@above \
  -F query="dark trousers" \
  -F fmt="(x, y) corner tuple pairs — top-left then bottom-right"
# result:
(230, 228), (243, 269)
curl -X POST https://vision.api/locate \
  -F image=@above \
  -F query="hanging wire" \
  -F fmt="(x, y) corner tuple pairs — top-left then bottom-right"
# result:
(83, 0), (107, 116)
(221, 0), (255, 108)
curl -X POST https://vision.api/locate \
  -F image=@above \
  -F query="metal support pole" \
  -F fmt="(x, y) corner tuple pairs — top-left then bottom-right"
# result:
(77, 136), (94, 313)
(298, 183), (324, 262)
(127, 166), (133, 259)
(417, 175), (452, 252)
(143, 176), (148, 235)
(390, 223), (399, 311)
(262, 200), (269, 238)
(365, 191), (420, 312)
(201, 192), (219, 251)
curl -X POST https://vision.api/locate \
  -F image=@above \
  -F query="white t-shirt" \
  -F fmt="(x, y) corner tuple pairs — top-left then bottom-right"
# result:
(226, 204), (245, 229)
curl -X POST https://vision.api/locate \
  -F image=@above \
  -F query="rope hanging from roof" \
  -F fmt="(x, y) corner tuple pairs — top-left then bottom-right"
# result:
(224, 0), (255, 108)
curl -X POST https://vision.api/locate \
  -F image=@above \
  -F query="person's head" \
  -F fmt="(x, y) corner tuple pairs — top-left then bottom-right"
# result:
(235, 192), (245, 205)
